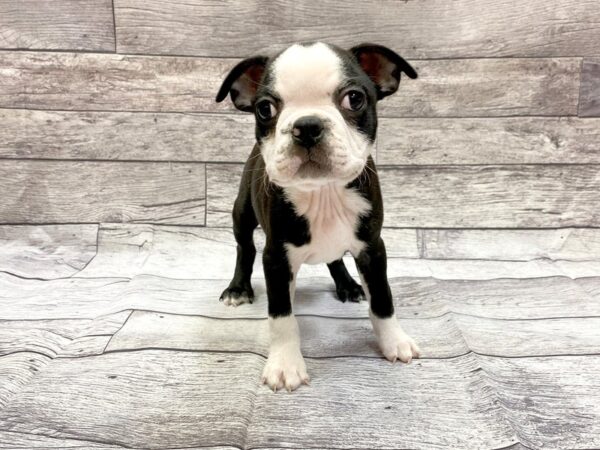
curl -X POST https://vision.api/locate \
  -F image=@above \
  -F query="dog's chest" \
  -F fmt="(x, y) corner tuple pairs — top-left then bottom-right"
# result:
(284, 184), (370, 266)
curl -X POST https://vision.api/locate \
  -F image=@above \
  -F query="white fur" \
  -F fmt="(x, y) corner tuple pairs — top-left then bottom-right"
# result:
(359, 273), (421, 363)
(284, 183), (371, 266)
(262, 315), (309, 391)
(262, 43), (372, 188)
(370, 314), (421, 363)
(221, 292), (251, 307)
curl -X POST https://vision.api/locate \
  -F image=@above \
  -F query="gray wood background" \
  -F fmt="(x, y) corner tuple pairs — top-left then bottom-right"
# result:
(0, 0), (599, 260)
(1, 4), (600, 448)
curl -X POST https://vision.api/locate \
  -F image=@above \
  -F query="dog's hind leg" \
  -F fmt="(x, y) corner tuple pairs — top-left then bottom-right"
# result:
(220, 168), (258, 307)
(327, 258), (365, 302)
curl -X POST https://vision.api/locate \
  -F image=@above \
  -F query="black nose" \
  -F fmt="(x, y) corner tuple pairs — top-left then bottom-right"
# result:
(292, 116), (324, 148)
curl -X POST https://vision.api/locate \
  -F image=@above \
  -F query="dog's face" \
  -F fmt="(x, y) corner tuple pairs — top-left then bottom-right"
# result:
(217, 42), (416, 189)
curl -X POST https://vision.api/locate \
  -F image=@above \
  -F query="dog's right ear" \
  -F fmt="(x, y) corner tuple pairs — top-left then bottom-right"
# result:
(215, 56), (269, 112)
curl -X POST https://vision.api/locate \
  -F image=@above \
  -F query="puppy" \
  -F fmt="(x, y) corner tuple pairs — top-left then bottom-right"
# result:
(216, 42), (420, 392)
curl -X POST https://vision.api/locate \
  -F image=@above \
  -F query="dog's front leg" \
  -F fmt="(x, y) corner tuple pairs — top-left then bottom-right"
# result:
(355, 237), (421, 363)
(261, 245), (309, 391)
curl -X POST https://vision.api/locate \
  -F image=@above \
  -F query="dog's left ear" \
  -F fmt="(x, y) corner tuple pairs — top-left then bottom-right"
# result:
(215, 56), (269, 112)
(350, 44), (417, 100)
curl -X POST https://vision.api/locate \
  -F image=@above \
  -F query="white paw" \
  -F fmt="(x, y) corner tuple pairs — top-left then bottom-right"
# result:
(261, 350), (310, 392)
(371, 316), (421, 363)
(379, 328), (421, 363)
(221, 293), (251, 307)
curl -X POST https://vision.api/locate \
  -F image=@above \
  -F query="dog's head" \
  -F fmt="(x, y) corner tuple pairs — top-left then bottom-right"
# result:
(216, 42), (416, 189)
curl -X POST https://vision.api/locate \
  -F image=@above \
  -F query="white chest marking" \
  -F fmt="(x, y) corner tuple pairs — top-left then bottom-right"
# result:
(284, 184), (371, 268)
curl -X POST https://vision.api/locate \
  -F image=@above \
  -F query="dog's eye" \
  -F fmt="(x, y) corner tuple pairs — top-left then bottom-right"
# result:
(341, 90), (365, 111)
(256, 100), (277, 121)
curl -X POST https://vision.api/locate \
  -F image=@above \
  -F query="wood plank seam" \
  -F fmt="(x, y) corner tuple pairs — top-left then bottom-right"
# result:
(101, 310), (134, 354)
(94, 342), (600, 362)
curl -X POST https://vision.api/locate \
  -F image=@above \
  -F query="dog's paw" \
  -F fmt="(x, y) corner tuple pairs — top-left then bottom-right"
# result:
(373, 317), (421, 363)
(335, 279), (365, 303)
(261, 350), (310, 392)
(219, 284), (254, 307)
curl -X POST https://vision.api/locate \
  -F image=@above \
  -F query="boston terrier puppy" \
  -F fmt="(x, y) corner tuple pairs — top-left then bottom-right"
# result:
(216, 42), (420, 392)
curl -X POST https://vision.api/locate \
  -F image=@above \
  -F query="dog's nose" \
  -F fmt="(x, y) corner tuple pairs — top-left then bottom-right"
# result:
(292, 116), (324, 149)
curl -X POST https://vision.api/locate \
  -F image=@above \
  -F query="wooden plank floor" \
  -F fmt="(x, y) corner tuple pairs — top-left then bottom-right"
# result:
(1, 224), (599, 449)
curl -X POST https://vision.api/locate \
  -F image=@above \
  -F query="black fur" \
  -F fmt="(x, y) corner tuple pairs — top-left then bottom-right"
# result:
(217, 43), (416, 321)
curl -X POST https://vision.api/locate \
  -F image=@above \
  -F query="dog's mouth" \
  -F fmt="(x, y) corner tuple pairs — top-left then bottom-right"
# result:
(292, 146), (332, 178)
(296, 159), (329, 178)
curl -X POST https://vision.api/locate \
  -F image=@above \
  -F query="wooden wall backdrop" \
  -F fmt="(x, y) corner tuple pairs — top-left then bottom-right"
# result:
(1, 0), (600, 260)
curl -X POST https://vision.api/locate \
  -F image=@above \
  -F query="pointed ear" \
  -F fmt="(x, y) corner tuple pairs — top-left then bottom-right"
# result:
(215, 56), (269, 112)
(350, 44), (417, 100)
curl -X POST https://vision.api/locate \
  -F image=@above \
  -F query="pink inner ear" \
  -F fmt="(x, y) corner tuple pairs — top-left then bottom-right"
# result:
(358, 52), (386, 83)
(243, 64), (266, 97)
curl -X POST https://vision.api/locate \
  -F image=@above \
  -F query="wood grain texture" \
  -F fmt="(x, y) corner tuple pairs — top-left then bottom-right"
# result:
(206, 164), (243, 227)
(106, 311), (467, 358)
(479, 356), (600, 449)
(0, 0), (115, 51)
(385, 58), (580, 117)
(208, 164), (600, 228)
(247, 354), (517, 449)
(0, 350), (263, 449)
(0, 319), (83, 358)
(2, 272), (598, 321)
(579, 58), (600, 117)
(0, 109), (255, 162)
(378, 117), (600, 165)
(0, 224), (98, 278)
(74, 224), (591, 281)
(0, 353), (49, 409)
(86, 224), (416, 278)
(0, 52), (232, 113)
(421, 228), (600, 262)
(108, 310), (600, 358)
(114, 0), (600, 59)
(0, 52), (580, 117)
(4, 111), (599, 165)
(0, 160), (205, 225)
(0, 311), (130, 358)
(249, 355), (600, 449)
(0, 350), (521, 449)
(0, 430), (124, 449)
(379, 165), (600, 228)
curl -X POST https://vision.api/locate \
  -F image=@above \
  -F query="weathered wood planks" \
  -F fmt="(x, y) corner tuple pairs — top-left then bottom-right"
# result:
(420, 228), (600, 261)
(208, 163), (600, 228)
(479, 356), (600, 449)
(579, 58), (600, 117)
(0, 0), (115, 51)
(380, 165), (600, 228)
(0, 351), (263, 448)
(107, 310), (600, 358)
(63, 224), (595, 280)
(0, 52), (231, 113)
(106, 311), (466, 358)
(113, 0), (600, 59)
(5, 110), (600, 165)
(0, 109), (255, 162)
(0, 430), (125, 449)
(0, 311), (130, 359)
(0, 52), (580, 117)
(378, 117), (600, 165)
(2, 272), (598, 321)
(0, 350), (518, 449)
(0, 161), (205, 225)
(386, 57), (580, 117)
(0, 353), (49, 409)
(0, 224), (98, 278)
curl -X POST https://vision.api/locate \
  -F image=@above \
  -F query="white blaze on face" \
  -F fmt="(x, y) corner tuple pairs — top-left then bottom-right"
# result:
(262, 43), (372, 188)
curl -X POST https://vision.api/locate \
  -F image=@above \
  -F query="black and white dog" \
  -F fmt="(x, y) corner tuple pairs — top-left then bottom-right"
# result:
(216, 42), (420, 392)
